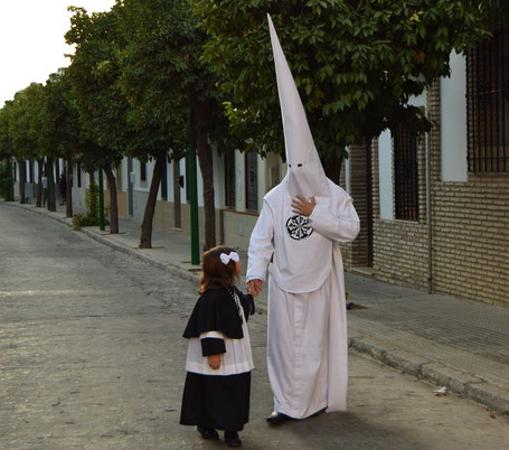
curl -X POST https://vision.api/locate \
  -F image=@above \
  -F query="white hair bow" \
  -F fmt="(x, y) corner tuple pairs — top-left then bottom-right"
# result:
(220, 251), (240, 265)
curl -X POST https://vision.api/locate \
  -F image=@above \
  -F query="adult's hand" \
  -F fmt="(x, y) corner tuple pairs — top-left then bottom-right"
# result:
(246, 279), (263, 297)
(291, 195), (316, 217)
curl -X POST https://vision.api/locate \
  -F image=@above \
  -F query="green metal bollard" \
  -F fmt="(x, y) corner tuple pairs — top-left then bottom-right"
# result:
(98, 169), (105, 231)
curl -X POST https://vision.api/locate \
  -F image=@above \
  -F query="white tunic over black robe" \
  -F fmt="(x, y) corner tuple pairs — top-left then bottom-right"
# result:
(180, 287), (255, 431)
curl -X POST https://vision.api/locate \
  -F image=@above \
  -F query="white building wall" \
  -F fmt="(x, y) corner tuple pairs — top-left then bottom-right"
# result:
(213, 147), (225, 209)
(235, 150), (246, 213)
(440, 51), (468, 182)
(179, 157), (187, 204)
(378, 129), (394, 220)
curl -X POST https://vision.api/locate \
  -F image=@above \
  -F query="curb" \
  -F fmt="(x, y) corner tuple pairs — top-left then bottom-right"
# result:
(348, 337), (509, 416)
(5, 201), (509, 417)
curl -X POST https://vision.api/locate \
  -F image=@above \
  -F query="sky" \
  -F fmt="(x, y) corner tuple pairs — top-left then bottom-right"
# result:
(0, 1), (116, 107)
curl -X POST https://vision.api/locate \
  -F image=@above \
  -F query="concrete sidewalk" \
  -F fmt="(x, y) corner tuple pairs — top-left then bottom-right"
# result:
(6, 201), (509, 416)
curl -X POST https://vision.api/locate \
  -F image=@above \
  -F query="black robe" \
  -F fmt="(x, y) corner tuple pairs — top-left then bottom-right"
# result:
(180, 286), (255, 431)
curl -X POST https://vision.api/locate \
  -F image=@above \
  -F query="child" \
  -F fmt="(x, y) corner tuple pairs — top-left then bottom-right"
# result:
(180, 246), (255, 447)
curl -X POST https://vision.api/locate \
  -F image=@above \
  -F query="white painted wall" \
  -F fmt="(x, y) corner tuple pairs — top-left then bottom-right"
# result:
(235, 150), (246, 213)
(179, 157), (187, 204)
(378, 129), (394, 220)
(213, 147), (225, 209)
(440, 51), (468, 182)
(344, 149), (351, 194)
(256, 154), (265, 213)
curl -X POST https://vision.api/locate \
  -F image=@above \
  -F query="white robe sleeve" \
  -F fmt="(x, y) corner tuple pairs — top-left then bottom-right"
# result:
(308, 195), (360, 243)
(246, 200), (274, 282)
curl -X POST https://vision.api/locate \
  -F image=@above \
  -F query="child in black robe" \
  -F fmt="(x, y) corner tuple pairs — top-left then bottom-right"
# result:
(180, 246), (255, 447)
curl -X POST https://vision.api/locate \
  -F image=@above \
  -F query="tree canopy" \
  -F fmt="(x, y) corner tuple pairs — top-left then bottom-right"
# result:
(193, 0), (507, 164)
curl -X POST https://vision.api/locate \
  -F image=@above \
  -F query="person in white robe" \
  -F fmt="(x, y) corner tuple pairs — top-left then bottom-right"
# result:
(246, 15), (360, 423)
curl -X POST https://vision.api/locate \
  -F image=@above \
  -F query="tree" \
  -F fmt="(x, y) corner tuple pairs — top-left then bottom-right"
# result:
(6, 84), (49, 206)
(66, 6), (130, 234)
(0, 106), (14, 201)
(118, 0), (228, 250)
(193, 0), (507, 179)
(45, 68), (90, 218)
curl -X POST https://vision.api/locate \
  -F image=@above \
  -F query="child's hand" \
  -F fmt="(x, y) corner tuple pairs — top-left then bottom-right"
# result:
(208, 354), (221, 370)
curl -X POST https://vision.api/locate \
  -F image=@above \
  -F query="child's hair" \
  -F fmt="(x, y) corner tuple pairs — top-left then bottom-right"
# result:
(199, 245), (239, 294)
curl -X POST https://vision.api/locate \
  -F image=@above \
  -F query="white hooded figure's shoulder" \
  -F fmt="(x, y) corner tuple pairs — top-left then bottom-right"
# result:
(263, 181), (287, 204)
(326, 179), (352, 200)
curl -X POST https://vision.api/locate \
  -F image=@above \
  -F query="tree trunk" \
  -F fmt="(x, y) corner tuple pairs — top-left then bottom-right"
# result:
(36, 159), (43, 207)
(104, 164), (119, 234)
(173, 156), (181, 229)
(139, 151), (165, 248)
(195, 103), (216, 250)
(323, 151), (343, 185)
(65, 159), (73, 218)
(19, 160), (26, 204)
(47, 158), (56, 211)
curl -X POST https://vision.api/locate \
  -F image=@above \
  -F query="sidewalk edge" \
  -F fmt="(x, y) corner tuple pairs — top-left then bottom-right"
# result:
(349, 336), (509, 416)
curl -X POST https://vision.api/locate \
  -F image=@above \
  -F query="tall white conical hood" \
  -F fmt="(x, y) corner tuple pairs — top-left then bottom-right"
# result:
(267, 14), (329, 198)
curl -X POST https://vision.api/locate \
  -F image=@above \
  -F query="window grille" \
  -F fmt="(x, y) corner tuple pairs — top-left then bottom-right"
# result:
(140, 161), (147, 182)
(394, 125), (419, 221)
(467, 26), (509, 173)
(245, 150), (258, 211)
(224, 151), (236, 208)
(77, 163), (82, 188)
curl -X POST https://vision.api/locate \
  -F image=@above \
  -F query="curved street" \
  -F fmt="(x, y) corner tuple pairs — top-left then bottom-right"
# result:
(1, 203), (508, 450)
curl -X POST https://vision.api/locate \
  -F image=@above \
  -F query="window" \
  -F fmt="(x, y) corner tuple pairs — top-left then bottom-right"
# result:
(29, 160), (34, 183)
(467, 25), (509, 173)
(76, 163), (82, 188)
(394, 124), (419, 221)
(224, 151), (236, 208)
(161, 159), (168, 200)
(140, 161), (147, 183)
(245, 150), (258, 211)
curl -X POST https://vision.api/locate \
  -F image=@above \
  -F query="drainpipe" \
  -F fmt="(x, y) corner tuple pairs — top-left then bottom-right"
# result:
(425, 95), (434, 294)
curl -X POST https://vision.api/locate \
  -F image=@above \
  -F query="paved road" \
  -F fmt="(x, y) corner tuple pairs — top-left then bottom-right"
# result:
(1, 204), (508, 450)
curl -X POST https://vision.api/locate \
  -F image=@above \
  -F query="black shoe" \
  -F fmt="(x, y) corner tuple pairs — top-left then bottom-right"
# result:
(225, 431), (242, 447)
(311, 407), (327, 418)
(197, 426), (219, 440)
(266, 411), (294, 425)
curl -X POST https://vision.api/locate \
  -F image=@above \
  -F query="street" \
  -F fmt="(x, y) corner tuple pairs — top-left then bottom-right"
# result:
(1, 203), (508, 450)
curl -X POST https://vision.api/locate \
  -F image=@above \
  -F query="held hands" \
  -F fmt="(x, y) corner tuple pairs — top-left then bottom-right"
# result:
(208, 354), (221, 370)
(291, 196), (316, 217)
(246, 279), (263, 297)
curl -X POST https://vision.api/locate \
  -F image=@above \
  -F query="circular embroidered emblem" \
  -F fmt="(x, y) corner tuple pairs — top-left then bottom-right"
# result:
(286, 215), (314, 241)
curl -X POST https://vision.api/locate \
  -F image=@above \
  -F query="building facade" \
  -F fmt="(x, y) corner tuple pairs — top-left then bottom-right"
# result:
(11, 31), (508, 306)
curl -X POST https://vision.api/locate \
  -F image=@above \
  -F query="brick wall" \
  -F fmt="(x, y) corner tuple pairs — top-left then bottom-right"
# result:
(369, 82), (509, 306)
(432, 180), (509, 305)
(371, 130), (430, 289)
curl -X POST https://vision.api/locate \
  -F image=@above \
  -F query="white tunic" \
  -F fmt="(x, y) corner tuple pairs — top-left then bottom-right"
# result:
(247, 179), (359, 418)
(185, 292), (254, 376)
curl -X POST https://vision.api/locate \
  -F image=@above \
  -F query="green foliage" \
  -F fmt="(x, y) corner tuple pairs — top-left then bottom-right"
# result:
(65, 6), (128, 170)
(72, 180), (104, 229)
(4, 83), (48, 163)
(193, 0), (507, 163)
(45, 68), (83, 161)
(116, 0), (229, 158)
(86, 180), (99, 220)
(72, 213), (98, 230)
